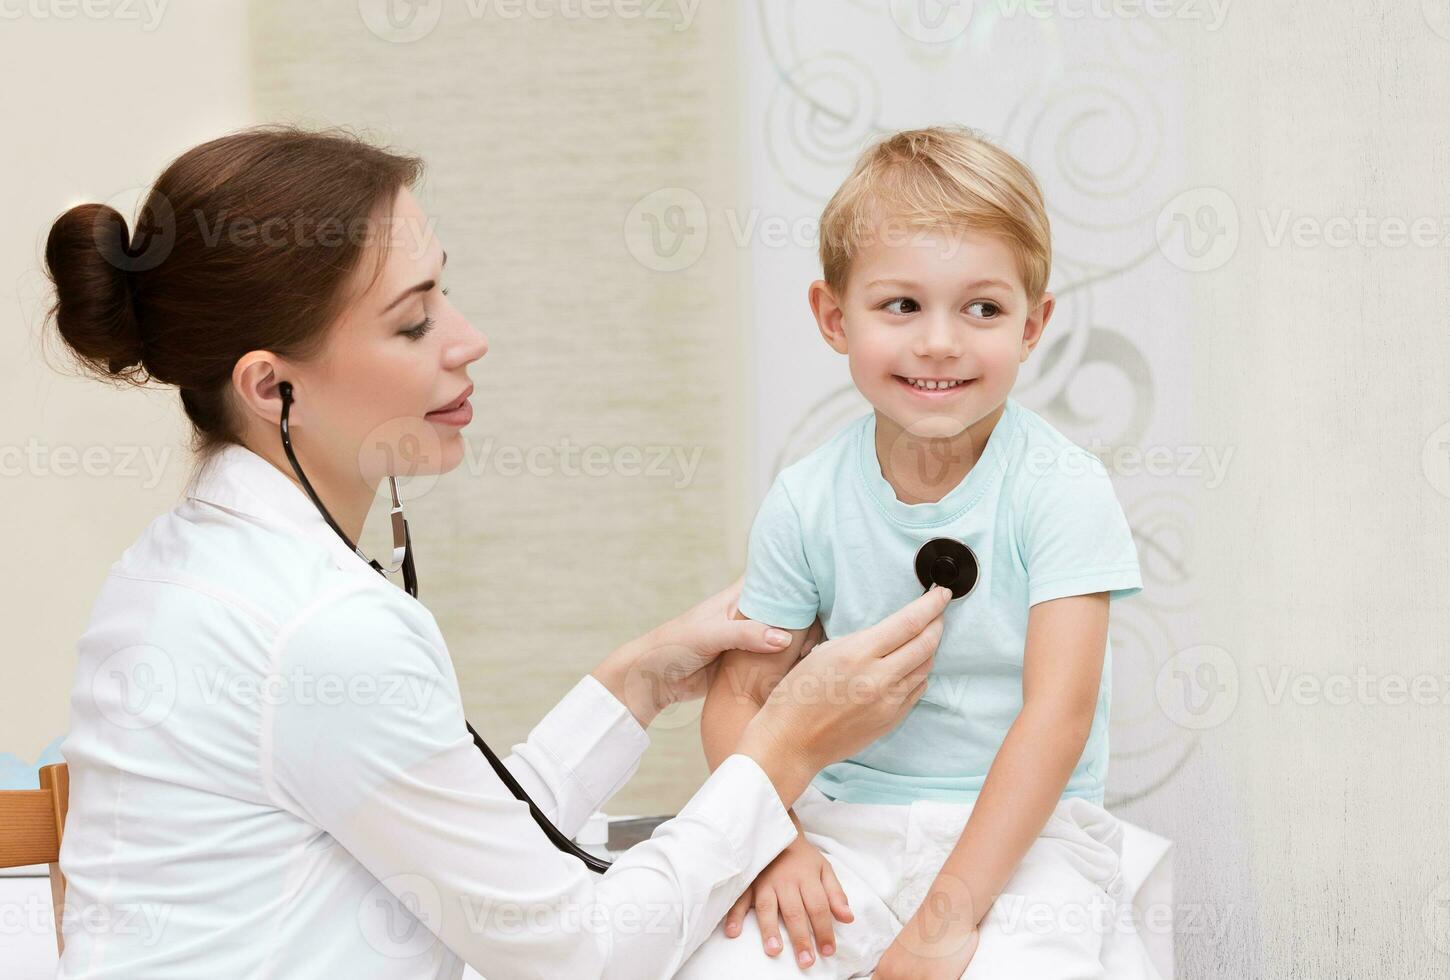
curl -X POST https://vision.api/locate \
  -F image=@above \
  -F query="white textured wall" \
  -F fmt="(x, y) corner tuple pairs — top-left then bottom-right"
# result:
(738, 0), (1212, 972)
(1184, 3), (1450, 977)
(738, 2), (1450, 977)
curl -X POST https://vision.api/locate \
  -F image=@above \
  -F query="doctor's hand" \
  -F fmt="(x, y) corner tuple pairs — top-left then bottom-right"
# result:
(734, 585), (951, 811)
(593, 576), (811, 729)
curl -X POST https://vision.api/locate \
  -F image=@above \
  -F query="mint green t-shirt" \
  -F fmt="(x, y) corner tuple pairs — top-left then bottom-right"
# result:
(737, 397), (1142, 806)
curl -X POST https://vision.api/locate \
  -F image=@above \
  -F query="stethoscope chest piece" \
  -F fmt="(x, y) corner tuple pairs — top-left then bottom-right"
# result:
(914, 537), (979, 600)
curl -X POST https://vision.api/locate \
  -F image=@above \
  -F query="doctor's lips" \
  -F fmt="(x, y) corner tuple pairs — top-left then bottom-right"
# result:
(425, 384), (474, 426)
(894, 375), (976, 397)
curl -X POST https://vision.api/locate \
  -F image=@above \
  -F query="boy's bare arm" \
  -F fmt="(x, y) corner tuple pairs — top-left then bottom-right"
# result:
(701, 611), (822, 773)
(895, 592), (1110, 949)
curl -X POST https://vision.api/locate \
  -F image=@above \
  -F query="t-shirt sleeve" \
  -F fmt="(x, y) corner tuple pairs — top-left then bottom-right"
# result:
(1020, 448), (1143, 607)
(736, 476), (820, 630)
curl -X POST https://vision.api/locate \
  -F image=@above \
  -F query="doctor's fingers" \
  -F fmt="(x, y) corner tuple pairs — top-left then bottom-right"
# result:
(874, 612), (946, 682)
(858, 585), (952, 660)
(700, 614), (796, 658)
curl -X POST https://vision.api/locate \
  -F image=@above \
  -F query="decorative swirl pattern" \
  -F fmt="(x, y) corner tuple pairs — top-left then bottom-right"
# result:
(763, 50), (885, 200)
(1126, 490), (1195, 613)
(752, 0), (1191, 807)
(1100, 601), (1198, 808)
(1001, 64), (1171, 273)
(1042, 324), (1155, 448)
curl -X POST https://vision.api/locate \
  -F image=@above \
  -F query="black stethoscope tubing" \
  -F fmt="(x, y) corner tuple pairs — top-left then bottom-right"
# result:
(278, 382), (612, 874)
(276, 382), (982, 877)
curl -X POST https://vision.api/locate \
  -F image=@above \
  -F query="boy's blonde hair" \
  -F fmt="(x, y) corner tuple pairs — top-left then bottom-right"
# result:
(819, 126), (1051, 303)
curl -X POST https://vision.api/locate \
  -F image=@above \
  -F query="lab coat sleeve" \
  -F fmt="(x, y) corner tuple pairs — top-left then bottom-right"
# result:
(262, 585), (800, 980)
(498, 671), (652, 840)
(1019, 446), (1144, 606)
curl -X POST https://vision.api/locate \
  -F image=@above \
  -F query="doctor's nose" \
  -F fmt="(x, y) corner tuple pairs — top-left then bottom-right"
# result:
(450, 318), (489, 366)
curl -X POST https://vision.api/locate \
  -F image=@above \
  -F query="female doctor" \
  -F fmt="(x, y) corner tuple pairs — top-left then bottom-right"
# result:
(42, 126), (951, 979)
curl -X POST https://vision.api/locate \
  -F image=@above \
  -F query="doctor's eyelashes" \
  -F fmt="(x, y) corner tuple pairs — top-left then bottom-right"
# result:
(402, 315), (436, 340)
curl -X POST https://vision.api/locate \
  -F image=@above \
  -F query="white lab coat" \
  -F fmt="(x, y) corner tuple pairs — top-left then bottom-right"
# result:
(55, 443), (799, 979)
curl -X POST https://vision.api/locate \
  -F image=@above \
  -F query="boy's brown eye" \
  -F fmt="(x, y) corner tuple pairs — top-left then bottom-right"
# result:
(967, 301), (1000, 318)
(883, 297), (920, 315)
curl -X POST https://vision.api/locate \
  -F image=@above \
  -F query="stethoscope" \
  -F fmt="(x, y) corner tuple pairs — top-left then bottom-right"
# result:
(276, 381), (981, 874)
(278, 381), (614, 873)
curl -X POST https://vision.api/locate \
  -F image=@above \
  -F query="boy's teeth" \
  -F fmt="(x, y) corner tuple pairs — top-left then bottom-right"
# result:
(904, 377), (966, 390)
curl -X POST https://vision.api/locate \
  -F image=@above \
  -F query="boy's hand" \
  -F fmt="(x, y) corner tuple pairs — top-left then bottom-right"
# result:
(723, 834), (853, 970)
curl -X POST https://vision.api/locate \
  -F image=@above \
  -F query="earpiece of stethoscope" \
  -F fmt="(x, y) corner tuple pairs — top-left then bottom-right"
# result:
(914, 537), (979, 599)
(278, 382), (416, 586)
(276, 380), (609, 874)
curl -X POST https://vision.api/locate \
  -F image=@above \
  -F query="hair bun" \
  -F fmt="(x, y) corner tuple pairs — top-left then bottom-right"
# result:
(44, 203), (147, 381)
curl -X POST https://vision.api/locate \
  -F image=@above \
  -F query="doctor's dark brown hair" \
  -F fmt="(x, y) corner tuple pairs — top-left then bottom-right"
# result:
(43, 125), (423, 458)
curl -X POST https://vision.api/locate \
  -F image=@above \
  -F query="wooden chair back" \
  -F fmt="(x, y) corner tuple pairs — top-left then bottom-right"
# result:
(0, 762), (69, 955)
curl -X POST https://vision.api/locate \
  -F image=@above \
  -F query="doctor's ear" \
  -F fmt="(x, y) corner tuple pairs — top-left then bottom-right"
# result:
(809, 280), (849, 355)
(231, 354), (294, 423)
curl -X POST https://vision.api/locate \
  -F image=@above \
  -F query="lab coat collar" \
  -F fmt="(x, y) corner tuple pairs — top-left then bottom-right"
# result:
(185, 442), (383, 579)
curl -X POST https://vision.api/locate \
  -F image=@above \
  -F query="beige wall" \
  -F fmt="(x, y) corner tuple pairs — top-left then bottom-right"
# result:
(248, 0), (746, 815)
(0, 0), (253, 776)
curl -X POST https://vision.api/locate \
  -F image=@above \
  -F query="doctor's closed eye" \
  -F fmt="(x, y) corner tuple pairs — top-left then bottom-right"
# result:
(400, 287), (450, 340)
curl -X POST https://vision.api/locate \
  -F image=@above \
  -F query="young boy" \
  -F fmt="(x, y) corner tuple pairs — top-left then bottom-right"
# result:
(679, 128), (1161, 979)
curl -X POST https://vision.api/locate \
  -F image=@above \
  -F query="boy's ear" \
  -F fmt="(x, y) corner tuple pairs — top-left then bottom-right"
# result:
(1020, 289), (1055, 362)
(809, 280), (849, 354)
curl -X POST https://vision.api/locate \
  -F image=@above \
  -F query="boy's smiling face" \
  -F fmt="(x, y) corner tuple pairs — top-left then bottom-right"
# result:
(810, 224), (1053, 443)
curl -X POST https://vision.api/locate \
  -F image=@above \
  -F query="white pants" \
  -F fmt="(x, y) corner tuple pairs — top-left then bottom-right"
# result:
(676, 785), (1164, 979)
